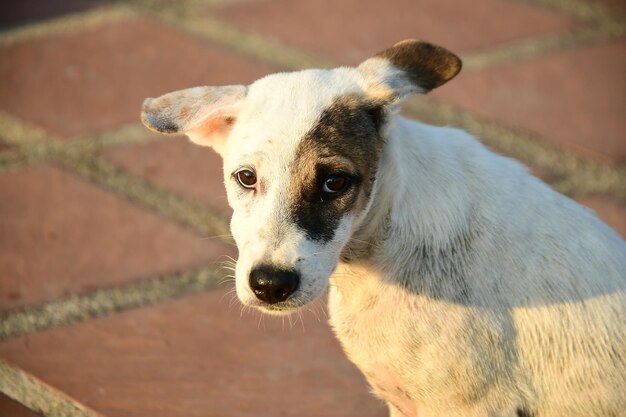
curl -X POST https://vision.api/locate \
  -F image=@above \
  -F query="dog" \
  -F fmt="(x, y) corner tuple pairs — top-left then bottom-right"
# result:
(141, 39), (626, 417)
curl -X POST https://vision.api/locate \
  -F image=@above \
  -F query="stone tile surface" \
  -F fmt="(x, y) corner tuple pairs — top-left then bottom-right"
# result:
(591, 0), (626, 14)
(0, 141), (12, 152)
(0, 394), (41, 417)
(0, 17), (274, 138)
(577, 194), (626, 238)
(0, 164), (234, 312)
(0, 0), (108, 28)
(102, 137), (231, 216)
(433, 39), (626, 163)
(208, 0), (580, 65)
(0, 289), (386, 417)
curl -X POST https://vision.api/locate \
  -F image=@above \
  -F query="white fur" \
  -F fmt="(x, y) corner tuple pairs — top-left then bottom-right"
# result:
(143, 53), (626, 417)
(221, 69), (368, 314)
(330, 117), (626, 416)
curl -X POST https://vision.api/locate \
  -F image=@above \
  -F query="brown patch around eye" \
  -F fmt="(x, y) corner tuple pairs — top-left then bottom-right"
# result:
(288, 94), (386, 241)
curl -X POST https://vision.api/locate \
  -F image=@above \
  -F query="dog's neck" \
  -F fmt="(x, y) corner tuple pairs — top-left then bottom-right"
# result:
(340, 116), (478, 300)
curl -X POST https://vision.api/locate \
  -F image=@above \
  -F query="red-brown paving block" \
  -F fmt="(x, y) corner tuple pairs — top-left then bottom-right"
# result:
(433, 39), (626, 164)
(591, 0), (626, 14)
(207, 0), (580, 65)
(0, 164), (235, 312)
(0, 289), (387, 417)
(577, 195), (626, 238)
(0, 394), (42, 417)
(0, 0), (107, 28)
(0, 17), (274, 139)
(101, 137), (231, 217)
(0, 141), (12, 152)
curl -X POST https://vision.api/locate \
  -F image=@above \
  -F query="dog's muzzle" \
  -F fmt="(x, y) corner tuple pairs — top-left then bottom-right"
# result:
(249, 264), (300, 304)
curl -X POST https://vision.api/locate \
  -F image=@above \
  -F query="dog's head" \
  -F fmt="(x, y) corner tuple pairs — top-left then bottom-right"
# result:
(141, 40), (461, 314)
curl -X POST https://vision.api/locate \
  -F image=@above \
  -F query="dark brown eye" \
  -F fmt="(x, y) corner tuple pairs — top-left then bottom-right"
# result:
(235, 169), (257, 189)
(322, 174), (349, 194)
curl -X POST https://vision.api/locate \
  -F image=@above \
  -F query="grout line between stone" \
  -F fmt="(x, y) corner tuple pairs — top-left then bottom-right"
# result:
(0, 265), (227, 341)
(0, 5), (138, 45)
(523, 0), (625, 22)
(461, 22), (626, 71)
(0, 149), (42, 174)
(0, 112), (153, 151)
(403, 97), (626, 201)
(0, 360), (102, 417)
(149, 10), (333, 70)
(50, 151), (233, 240)
(65, 123), (156, 151)
(0, 111), (53, 146)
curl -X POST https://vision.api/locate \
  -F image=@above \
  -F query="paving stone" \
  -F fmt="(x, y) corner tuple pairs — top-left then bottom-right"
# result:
(0, 141), (12, 152)
(0, 289), (386, 417)
(577, 194), (626, 238)
(0, 394), (41, 417)
(207, 0), (580, 65)
(0, 164), (235, 312)
(591, 0), (626, 14)
(0, 17), (274, 139)
(101, 137), (231, 217)
(0, 0), (107, 28)
(433, 39), (626, 163)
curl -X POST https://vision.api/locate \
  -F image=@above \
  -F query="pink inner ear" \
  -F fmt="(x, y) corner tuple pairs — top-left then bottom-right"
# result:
(181, 89), (243, 149)
(185, 93), (242, 129)
(194, 115), (235, 137)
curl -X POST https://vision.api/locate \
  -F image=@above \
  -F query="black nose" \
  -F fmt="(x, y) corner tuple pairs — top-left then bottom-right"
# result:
(249, 265), (300, 304)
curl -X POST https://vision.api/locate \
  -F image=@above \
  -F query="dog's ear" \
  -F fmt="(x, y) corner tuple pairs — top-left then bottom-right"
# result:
(141, 85), (246, 154)
(358, 39), (461, 100)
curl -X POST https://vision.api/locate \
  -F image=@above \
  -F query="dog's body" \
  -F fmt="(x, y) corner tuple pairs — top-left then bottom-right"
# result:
(329, 117), (626, 417)
(142, 40), (626, 417)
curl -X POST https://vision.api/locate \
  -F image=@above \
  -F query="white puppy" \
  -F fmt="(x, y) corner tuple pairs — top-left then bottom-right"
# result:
(142, 40), (626, 417)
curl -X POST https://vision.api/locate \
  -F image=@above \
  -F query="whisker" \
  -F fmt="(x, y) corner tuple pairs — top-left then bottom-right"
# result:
(257, 311), (264, 329)
(298, 310), (305, 331)
(221, 254), (238, 263)
(218, 265), (236, 272)
(220, 287), (236, 303)
(228, 294), (240, 309)
(216, 260), (237, 267)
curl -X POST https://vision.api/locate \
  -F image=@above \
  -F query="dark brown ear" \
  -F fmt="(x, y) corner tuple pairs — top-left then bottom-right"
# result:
(141, 85), (246, 154)
(358, 39), (462, 98)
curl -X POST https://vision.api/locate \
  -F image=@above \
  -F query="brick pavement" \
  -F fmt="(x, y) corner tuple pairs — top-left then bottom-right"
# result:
(0, 0), (624, 416)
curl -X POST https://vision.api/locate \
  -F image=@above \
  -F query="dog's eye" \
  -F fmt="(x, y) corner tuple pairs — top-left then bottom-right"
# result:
(235, 169), (257, 189)
(322, 174), (350, 194)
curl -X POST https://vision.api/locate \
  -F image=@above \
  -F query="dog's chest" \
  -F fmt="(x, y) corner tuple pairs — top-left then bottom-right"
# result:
(364, 364), (418, 417)
(328, 269), (418, 417)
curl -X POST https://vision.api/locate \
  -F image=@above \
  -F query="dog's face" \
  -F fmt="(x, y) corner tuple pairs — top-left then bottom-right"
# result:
(221, 72), (389, 314)
(142, 40), (461, 314)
